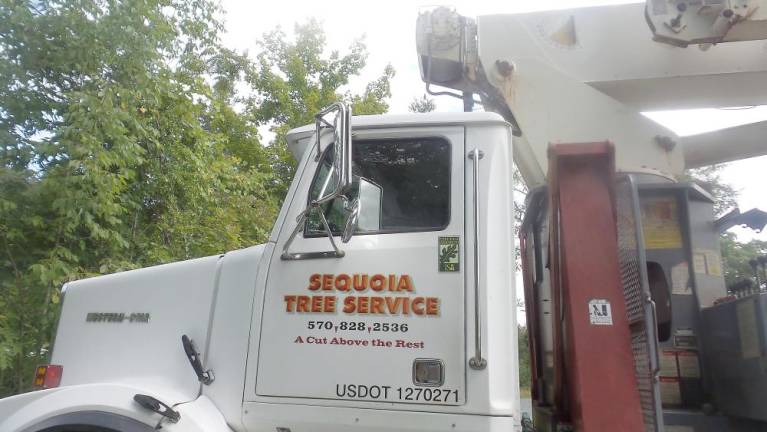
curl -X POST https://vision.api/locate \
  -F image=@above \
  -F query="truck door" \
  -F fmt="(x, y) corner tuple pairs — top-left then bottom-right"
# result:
(255, 126), (466, 407)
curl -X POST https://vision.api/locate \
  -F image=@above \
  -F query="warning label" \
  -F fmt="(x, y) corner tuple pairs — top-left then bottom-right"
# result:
(671, 262), (691, 295)
(641, 198), (683, 250)
(660, 377), (682, 406)
(693, 249), (724, 277)
(677, 351), (700, 378)
(660, 350), (679, 378)
(588, 299), (613, 326)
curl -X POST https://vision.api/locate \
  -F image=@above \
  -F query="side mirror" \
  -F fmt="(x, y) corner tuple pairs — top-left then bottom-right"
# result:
(342, 198), (360, 244)
(341, 176), (383, 243)
(342, 177), (383, 243)
(314, 103), (352, 201)
(281, 102), (354, 261)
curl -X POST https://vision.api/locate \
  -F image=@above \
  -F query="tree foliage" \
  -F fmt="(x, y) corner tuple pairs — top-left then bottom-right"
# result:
(408, 95), (436, 113)
(720, 233), (767, 287)
(685, 165), (767, 286)
(685, 165), (738, 216)
(0, 1), (392, 396)
(247, 19), (394, 198)
(517, 325), (531, 392)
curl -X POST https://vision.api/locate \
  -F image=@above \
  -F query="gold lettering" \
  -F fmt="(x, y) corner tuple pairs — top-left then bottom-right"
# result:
(308, 274), (321, 291)
(370, 274), (386, 291)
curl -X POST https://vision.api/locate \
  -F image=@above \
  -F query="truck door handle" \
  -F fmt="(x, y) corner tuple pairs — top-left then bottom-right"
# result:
(468, 148), (487, 370)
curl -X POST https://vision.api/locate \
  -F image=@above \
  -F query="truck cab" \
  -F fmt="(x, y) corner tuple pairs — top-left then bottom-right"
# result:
(0, 111), (522, 432)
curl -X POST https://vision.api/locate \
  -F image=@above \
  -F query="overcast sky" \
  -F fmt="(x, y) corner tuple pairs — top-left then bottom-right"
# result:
(219, 0), (767, 244)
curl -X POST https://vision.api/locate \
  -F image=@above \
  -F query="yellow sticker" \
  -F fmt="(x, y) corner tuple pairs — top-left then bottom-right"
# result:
(693, 252), (707, 275)
(677, 352), (700, 378)
(704, 250), (722, 277)
(660, 351), (679, 377)
(693, 249), (724, 276)
(660, 377), (682, 406)
(641, 197), (683, 250)
(671, 262), (691, 295)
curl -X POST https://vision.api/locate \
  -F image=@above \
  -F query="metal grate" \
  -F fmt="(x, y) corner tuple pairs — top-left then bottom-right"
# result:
(615, 178), (660, 432)
(617, 182), (645, 325)
(632, 331), (658, 432)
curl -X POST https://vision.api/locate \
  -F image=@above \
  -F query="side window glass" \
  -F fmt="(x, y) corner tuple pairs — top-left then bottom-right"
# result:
(306, 145), (346, 233)
(306, 137), (451, 236)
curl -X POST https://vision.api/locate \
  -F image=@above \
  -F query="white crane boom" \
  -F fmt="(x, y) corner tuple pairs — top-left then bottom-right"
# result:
(416, 2), (767, 187)
(682, 119), (767, 167)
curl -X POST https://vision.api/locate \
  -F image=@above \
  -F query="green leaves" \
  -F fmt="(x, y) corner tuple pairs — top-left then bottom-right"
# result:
(518, 325), (531, 392)
(408, 95), (436, 114)
(439, 244), (458, 263)
(685, 165), (738, 217)
(0, 1), (393, 397)
(685, 165), (765, 289)
(0, 0), (277, 396)
(247, 20), (395, 199)
(720, 233), (767, 287)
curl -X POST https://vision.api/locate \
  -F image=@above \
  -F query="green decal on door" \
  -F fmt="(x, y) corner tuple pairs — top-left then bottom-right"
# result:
(438, 237), (460, 272)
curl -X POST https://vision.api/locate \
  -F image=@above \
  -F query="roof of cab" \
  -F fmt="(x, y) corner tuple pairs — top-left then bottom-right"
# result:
(286, 111), (508, 160)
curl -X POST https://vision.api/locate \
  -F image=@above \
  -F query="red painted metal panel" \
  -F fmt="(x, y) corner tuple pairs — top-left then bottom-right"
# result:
(548, 143), (645, 432)
(520, 234), (540, 400)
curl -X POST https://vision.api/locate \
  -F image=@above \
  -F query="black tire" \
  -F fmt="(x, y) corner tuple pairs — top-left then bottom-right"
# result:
(22, 412), (154, 432)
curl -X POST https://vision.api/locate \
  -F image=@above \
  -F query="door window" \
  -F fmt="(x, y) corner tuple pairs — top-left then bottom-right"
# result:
(306, 137), (451, 236)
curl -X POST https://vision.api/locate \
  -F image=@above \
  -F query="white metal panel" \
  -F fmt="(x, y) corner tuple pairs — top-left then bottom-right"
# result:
(50, 256), (222, 404)
(202, 245), (268, 432)
(286, 129), (314, 161)
(254, 126), (467, 407)
(0, 383), (165, 432)
(0, 385), (233, 432)
(244, 120), (519, 428)
(494, 3), (767, 110)
(681, 120), (767, 168)
(241, 402), (518, 432)
(477, 14), (685, 185)
(464, 124), (519, 415)
(286, 113), (509, 162)
(458, 124), (520, 417)
(170, 395), (235, 432)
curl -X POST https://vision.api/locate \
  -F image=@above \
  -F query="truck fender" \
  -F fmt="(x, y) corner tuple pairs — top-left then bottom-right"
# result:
(18, 411), (156, 432)
(165, 395), (234, 432)
(0, 383), (158, 432)
(0, 384), (233, 432)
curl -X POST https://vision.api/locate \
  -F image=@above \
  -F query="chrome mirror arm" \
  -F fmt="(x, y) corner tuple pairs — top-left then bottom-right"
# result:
(314, 102), (348, 162)
(282, 102), (354, 261)
(281, 203), (346, 261)
(317, 203), (344, 256)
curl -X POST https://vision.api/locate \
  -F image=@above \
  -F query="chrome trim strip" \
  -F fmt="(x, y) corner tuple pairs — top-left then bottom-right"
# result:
(468, 148), (487, 370)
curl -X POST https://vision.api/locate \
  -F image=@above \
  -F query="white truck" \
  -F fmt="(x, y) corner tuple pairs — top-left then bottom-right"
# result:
(0, 107), (521, 432)
(3, 2), (767, 432)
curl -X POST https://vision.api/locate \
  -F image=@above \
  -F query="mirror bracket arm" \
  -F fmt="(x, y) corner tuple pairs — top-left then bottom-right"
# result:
(280, 203), (346, 261)
(314, 103), (347, 161)
(282, 102), (354, 261)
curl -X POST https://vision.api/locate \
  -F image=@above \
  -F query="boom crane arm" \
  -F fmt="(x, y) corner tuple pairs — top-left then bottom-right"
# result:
(418, 4), (767, 432)
(416, 1), (767, 187)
